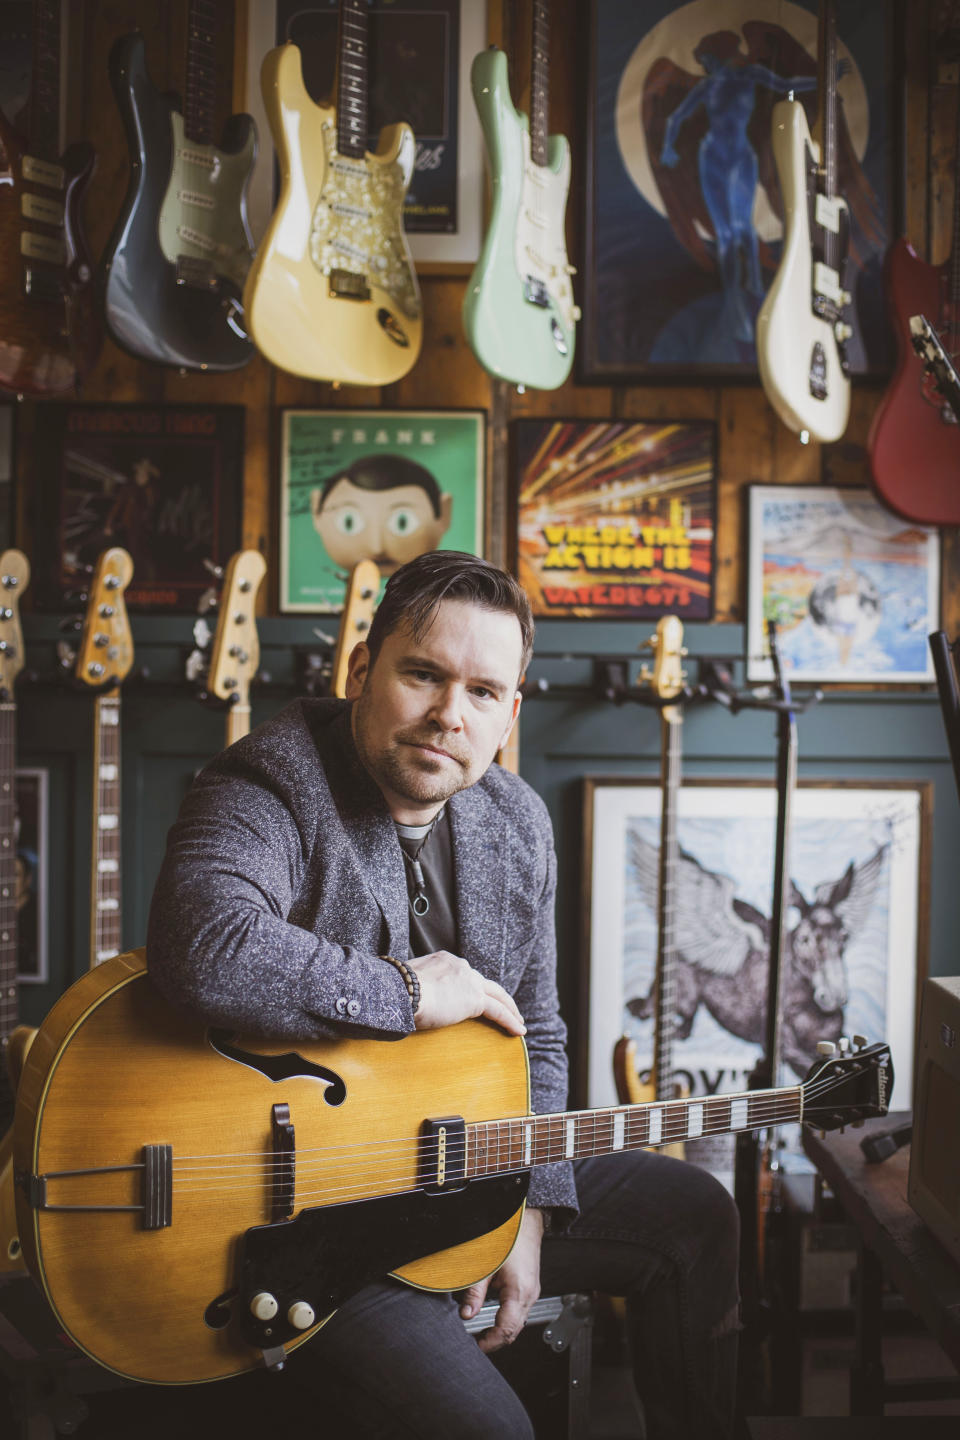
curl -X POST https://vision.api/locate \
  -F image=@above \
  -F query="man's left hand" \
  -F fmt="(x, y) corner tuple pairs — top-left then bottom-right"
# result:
(458, 1206), (544, 1354)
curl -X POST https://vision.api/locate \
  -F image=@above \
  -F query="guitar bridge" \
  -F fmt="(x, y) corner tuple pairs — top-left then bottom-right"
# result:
(176, 254), (217, 290)
(329, 268), (371, 301)
(523, 275), (550, 309)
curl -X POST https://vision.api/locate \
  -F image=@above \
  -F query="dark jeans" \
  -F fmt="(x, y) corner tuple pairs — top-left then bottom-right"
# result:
(287, 1150), (740, 1439)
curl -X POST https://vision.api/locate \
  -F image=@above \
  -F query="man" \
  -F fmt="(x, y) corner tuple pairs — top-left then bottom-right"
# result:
(310, 453), (453, 575)
(148, 551), (739, 1438)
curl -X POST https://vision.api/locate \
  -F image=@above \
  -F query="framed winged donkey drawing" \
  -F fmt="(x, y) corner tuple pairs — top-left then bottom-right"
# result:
(583, 778), (928, 1185)
(582, 0), (894, 379)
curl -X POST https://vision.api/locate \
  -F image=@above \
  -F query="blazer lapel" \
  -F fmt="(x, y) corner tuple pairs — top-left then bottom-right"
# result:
(346, 808), (409, 958)
(448, 788), (506, 980)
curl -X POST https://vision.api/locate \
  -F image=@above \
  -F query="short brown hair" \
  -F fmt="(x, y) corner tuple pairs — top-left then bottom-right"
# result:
(364, 551), (534, 677)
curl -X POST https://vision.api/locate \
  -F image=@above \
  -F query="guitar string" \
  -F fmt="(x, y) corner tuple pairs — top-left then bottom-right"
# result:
(164, 1081), (855, 1201)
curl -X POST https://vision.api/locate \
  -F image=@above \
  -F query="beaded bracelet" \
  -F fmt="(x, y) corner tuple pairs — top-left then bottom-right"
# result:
(380, 954), (422, 1017)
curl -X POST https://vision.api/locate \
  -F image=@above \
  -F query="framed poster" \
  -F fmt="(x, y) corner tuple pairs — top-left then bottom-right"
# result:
(280, 409), (485, 612)
(747, 485), (940, 684)
(15, 767), (48, 984)
(582, 0), (895, 379)
(246, 1), (486, 268)
(583, 777), (929, 1182)
(513, 419), (716, 620)
(32, 405), (244, 613)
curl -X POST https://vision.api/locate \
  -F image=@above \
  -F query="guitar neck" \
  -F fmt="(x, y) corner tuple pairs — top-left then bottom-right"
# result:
(337, 0), (369, 160)
(0, 701), (18, 1048)
(761, 709), (798, 1087)
(29, 0), (61, 160)
(653, 709), (681, 1099)
(90, 689), (122, 969)
(817, 0), (839, 198)
(465, 1084), (804, 1181)
(225, 701), (251, 749)
(951, 76), (960, 329)
(184, 0), (218, 145)
(529, 0), (550, 168)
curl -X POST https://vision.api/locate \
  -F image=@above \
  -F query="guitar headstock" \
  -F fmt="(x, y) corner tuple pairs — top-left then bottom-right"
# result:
(75, 549), (134, 689)
(801, 1038), (893, 1131)
(0, 550), (30, 701)
(207, 550), (267, 709)
(641, 615), (686, 718)
(330, 560), (380, 699)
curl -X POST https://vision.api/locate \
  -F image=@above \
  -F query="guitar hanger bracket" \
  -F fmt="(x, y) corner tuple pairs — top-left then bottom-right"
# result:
(591, 658), (703, 710)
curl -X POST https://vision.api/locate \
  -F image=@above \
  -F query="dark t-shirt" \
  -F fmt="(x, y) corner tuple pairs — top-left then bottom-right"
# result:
(395, 807), (457, 957)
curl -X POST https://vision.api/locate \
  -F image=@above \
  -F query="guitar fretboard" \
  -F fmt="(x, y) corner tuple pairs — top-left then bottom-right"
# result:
(818, 0), (838, 200)
(30, 0), (62, 161)
(0, 703), (17, 1052)
(337, 0), (369, 161)
(529, 1), (550, 169)
(184, 0), (218, 146)
(466, 1087), (803, 1180)
(91, 691), (122, 967)
(653, 711), (681, 1101)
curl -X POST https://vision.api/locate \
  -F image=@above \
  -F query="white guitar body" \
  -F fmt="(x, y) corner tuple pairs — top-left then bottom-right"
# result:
(463, 47), (577, 390)
(756, 99), (851, 443)
(243, 44), (422, 386)
(157, 112), (257, 294)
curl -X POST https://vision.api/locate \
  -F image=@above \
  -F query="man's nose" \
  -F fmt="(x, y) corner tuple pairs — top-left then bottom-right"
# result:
(428, 683), (465, 731)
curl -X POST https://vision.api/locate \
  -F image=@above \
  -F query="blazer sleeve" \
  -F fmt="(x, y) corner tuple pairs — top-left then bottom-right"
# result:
(511, 830), (578, 1224)
(146, 765), (414, 1042)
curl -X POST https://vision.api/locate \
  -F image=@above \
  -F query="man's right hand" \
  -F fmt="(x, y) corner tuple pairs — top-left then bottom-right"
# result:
(408, 951), (526, 1036)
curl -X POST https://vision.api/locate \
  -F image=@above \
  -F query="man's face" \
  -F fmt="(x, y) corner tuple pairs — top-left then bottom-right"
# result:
(311, 477), (453, 574)
(346, 598), (523, 824)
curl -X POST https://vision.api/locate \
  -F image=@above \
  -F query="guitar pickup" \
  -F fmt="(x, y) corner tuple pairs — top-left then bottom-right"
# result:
(21, 154), (64, 190)
(176, 254), (217, 290)
(329, 268), (371, 301)
(419, 1115), (466, 1194)
(21, 192), (64, 226)
(813, 261), (844, 308)
(815, 193), (842, 235)
(523, 276), (550, 309)
(21, 231), (66, 265)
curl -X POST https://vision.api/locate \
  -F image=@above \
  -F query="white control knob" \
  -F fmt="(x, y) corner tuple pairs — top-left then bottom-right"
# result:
(287, 1301), (316, 1331)
(250, 1291), (278, 1321)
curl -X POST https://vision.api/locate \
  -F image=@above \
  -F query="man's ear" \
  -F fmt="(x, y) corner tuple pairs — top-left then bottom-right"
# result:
(499, 690), (522, 750)
(344, 642), (371, 699)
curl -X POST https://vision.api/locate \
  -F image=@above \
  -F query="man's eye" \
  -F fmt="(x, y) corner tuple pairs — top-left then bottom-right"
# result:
(335, 507), (366, 536)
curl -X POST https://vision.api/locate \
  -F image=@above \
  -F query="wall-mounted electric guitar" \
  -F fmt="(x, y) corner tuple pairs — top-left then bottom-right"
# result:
(13, 945), (891, 1383)
(756, 0), (852, 442)
(102, 1), (257, 371)
(463, 0), (579, 390)
(0, 552), (29, 1274)
(613, 618), (687, 1160)
(243, 0), (423, 385)
(330, 559), (379, 699)
(0, 0), (100, 396)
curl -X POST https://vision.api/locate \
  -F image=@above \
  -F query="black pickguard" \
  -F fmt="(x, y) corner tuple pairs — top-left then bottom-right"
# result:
(101, 33), (254, 372)
(234, 1171), (529, 1352)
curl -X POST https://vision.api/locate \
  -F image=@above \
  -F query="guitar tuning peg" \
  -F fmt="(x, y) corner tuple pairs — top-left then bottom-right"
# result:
(202, 558), (224, 580)
(852, 1035), (867, 1051)
(639, 663), (652, 683)
(58, 615), (83, 634)
(816, 1041), (837, 1057)
(837, 1037), (851, 1054)
(56, 640), (77, 669)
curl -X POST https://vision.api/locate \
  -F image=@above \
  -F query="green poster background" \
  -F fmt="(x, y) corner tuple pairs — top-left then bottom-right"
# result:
(281, 410), (485, 611)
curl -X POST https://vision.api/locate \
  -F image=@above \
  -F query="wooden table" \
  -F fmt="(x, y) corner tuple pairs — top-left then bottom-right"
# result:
(802, 1112), (960, 1415)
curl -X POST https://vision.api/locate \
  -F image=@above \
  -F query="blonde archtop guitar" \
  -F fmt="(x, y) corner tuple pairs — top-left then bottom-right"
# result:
(13, 947), (890, 1384)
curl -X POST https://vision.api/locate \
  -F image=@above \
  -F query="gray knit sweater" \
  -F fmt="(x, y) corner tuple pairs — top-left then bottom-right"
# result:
(146, 698), (576, 1216)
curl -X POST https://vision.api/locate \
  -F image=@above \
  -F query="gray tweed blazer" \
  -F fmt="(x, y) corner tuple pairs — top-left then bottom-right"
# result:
(147, 698), (576, 1215)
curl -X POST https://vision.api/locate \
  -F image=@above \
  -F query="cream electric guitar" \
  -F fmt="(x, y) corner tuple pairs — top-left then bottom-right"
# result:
(756, 0), (852, 442)
(243, 0), (422, 385)
(463, 0), (579, 389)
(0, 552), (30, 1273)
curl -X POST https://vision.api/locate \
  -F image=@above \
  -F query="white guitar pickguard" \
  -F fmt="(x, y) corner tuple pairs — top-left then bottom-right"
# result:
(158, 113), (255, 291)
(513, 129), (577, 333)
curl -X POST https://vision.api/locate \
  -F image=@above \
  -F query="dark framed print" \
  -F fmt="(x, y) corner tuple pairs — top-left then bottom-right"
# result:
(746, 485), (940, 685)
(280, 409), (485, 613)
(583, 776), (929, 1184)
(16, 767), (48, 984)
(513, 418), (716, 620)
(32, 405), (244, 612)
(246, 0), (486, 268)
(582, 0), (895, 380)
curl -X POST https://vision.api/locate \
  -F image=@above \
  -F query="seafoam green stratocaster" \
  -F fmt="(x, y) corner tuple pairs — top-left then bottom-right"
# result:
(463, 0), (579, 390)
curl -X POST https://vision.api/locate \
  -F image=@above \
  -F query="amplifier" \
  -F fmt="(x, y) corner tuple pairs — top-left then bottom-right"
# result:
(908, 975), (960, 1263)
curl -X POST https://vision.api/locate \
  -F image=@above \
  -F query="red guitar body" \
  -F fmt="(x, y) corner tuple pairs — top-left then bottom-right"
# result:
(868, 238), (960, 526)
(0, 107), (101, 398)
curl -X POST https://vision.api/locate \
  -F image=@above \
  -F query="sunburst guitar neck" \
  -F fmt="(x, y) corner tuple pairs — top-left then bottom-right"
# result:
(244, 13), (422, 386)
(463, 0), (579, 390)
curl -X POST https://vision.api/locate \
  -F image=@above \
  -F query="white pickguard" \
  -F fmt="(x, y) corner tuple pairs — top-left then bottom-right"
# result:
(310, 120), (421, 322)
(513, 129), (577, 333)
(158, 113), (256, 291)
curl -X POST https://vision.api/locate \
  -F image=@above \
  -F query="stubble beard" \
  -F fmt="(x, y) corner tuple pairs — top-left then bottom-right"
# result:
(353, 701), (473, 808)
